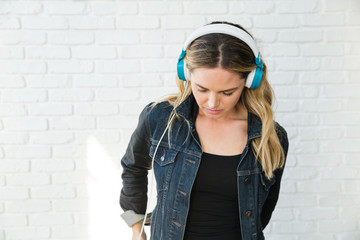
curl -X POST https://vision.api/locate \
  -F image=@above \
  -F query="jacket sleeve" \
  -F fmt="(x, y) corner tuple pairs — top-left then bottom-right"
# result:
(261, 123), (289, 229)
(120, 103), (153, 227)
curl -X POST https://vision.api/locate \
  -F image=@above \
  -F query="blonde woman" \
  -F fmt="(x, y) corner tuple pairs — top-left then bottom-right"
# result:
(120, 21), (289, 240)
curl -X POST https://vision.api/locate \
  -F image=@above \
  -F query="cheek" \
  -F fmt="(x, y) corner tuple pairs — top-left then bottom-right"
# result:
(223, 94), (242, 107)
(192, 91), (206, 105)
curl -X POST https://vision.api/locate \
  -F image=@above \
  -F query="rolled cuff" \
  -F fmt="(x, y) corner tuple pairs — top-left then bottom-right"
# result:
(121, 210), (145, 227)
(121, 210), (152, 227)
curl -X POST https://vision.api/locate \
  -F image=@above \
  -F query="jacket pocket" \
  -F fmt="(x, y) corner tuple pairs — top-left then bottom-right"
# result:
(150, 144), (178, 167)
(259, 172), (276, 191)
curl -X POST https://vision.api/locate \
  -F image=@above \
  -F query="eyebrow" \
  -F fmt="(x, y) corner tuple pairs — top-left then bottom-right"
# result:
(194, 83), (239, 92)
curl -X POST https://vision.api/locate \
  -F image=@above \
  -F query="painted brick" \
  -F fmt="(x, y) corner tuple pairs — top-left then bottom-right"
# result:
(5, 200), (51, 213)
(278, 0), (320, 13)
(301, 43), (344, 56)
(273, 221), (317, 233)
(92, 2), (138, 15)
(276, 58), (321, 71)
(74, 75), (118, 88)
(28, 103), (73, 116)
(117, 16), (159, 29)
(0, 16), (20, 29)
(52, 199), (89, 212)
(96, 88), (140, 101)
(74, 103), (119, 116)
(0, 31), (46, 45)
(325, 28), (360, 42)
(26, 46), (71, 59)
(50, 117), (96, 130)
(7, 174), (50, 186)
(162, 16), (206, 29)
(230, 1), (275, 14)
(5, 227), (50, 239)
(52, 172), (88, 185)
(72, 46), (117, 59)
(44, 1), (87, 15)
(0, 160), (29, 173)
(49, 89), (94, 102)
(300, 72), (345, 84)
(96, 60), (140, 73)
(5, 146), (51, 159)
(0, 103), (27, 116)
(254, 16), (299, 28)
(48, 61), (94, 74)
(184, 2), (228, 14)
(140, 2), (182, 15)
(29, 213), (73, 226)
(0, 187), (29, 200)
(31, 186), (76, 199)
(279, 30), (323, 42)
(48, 31), (94, 45)
(30, 132), (74, 145)
(52, 226), (89, 238)
(3, 118), (47, 131)
(119, 45), (163, 58)
(299, 100), (342, 112)
(96, 31), (140, 45)
(1, 89), (47, 102)
(0, 1), (42, 14)
(69, 16), (115, 30)
(32, 159), (75, 172)
(0, 60), (46, 74)
(0, 47), (23, 59)
(26, 75), (72, 88)
(22, 17), (68, 30)
(142, 30), (185, 44)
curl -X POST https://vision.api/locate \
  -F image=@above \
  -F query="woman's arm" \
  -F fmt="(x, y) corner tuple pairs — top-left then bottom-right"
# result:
(131, 222), (147, 240)
(120, 104), (153, 227)
(261, 123), (289, 228)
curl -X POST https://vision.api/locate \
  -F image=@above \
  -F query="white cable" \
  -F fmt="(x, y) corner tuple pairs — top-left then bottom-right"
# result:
(137, 81), (189, 240)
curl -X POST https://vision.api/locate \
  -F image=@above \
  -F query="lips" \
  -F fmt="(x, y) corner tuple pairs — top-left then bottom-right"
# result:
(206, 108), (222, 115)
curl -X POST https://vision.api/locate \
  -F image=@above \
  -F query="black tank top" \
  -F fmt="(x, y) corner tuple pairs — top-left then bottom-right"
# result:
(184, 152), (242, 240)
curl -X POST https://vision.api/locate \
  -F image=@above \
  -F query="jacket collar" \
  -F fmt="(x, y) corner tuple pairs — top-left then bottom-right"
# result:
(174, 93), (262, 139)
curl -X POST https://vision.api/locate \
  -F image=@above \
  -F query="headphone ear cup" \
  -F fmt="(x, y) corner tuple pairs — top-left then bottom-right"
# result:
(245, 70), (255, 88)
(252, 66), (263, 89)
(245, 67), (263, 89)
(184, 64), (190, 81)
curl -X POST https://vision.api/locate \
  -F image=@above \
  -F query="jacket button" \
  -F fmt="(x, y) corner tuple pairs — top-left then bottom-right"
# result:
(160, 156), (165, 161)
(244, 177), (251, 184)
(246, 211), (252, 217)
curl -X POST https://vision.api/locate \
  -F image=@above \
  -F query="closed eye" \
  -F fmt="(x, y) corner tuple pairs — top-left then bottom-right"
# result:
(223, 91), (234, 96)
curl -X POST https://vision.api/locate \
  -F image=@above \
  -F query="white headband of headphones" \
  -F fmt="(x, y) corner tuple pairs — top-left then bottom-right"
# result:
(182, 24), (260, 58)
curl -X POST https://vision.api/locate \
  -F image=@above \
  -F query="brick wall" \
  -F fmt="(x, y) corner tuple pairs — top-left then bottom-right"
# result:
(0, 0), (359, 239)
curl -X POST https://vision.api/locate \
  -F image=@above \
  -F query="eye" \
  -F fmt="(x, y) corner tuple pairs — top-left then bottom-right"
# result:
(223, 91), (234, 96)
(197, 88), (206, 93)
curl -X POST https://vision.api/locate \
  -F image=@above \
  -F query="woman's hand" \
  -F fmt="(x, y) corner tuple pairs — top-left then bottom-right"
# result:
(131, 222), (147, 240)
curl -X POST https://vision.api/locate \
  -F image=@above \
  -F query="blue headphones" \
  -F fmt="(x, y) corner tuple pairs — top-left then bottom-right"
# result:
(177, 24), (264, 89)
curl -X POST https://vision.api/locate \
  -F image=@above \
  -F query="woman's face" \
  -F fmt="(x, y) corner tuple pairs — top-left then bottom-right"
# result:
(190, 67), (246, 120)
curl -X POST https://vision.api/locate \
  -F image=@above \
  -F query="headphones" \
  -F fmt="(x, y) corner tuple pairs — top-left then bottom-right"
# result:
(177, 23), (264, 89)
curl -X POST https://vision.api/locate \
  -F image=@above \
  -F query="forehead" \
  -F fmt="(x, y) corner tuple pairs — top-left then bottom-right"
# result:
(190, 67), (244, 89)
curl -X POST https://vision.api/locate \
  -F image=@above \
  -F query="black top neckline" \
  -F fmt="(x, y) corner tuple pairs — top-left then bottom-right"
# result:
(202, 151), (242, 158)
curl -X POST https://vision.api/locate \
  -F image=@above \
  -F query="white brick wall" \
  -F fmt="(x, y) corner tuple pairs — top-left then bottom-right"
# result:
(0, 0), (359, 239)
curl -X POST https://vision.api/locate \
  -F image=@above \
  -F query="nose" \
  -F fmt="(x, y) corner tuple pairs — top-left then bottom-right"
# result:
(208, 93), (219, 109)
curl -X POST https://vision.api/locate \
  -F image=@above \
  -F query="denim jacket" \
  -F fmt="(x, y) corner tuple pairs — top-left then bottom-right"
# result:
(120, 94), (289, 240)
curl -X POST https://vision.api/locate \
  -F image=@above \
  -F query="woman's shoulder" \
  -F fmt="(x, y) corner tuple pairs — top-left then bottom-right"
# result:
(141, 100), (174, 122)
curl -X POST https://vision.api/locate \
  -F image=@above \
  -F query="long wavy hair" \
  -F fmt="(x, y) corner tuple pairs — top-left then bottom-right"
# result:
(155, 21), (285, 179)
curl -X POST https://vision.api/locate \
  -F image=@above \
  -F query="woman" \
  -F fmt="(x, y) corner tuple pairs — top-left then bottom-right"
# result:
(120, 21), (289, 240)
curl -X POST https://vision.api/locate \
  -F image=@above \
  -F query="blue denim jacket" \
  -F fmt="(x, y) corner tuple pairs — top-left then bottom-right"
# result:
(120, 94), (289, 240)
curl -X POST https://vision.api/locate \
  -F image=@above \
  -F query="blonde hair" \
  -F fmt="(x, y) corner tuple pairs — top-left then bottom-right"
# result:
(156, 22), (285, 179)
